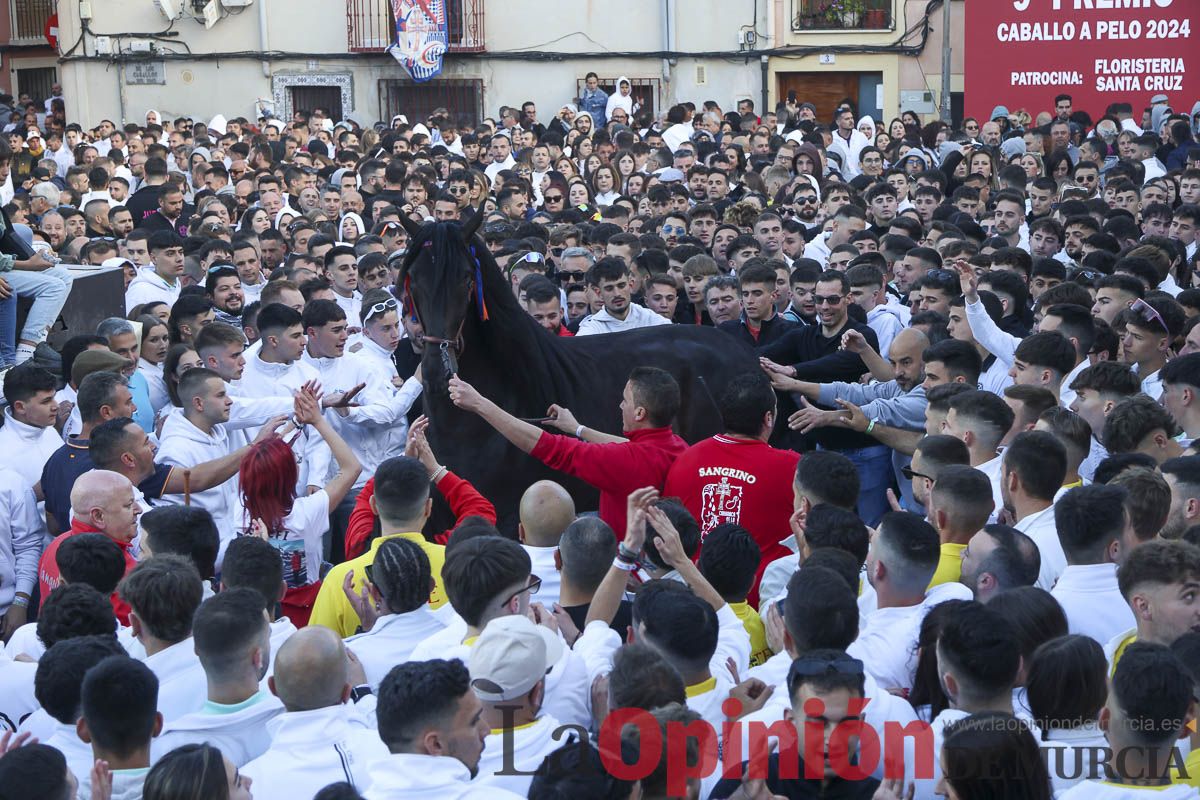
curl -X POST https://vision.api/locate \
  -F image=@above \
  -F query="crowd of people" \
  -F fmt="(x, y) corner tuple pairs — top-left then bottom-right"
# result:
(1, 76), (1200, 799)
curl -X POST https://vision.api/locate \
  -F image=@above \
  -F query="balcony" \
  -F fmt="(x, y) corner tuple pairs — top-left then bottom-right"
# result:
(347, 0), (484, 54)
(792, 0), (893, 31)
(10, 0), (53, 43)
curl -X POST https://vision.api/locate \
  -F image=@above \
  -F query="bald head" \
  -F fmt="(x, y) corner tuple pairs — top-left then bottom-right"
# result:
(887, 328), (929, 392)
(518, 480), (576, 547)
(69, 469), (138, 541)
(270, 626), (351, 711)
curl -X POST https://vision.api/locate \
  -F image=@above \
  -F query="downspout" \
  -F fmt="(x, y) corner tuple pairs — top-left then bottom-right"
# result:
(258, 0), (270, 78)
(661, 0), (673, 87)
(761, 0), (774, 121)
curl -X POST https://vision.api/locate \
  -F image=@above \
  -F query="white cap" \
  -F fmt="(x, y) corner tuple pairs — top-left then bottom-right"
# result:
(101, 256), (134, 270)
(468, 615), (564, 702)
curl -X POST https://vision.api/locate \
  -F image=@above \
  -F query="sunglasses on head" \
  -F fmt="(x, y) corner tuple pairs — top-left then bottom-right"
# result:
(364, 296), (398, 321)
(1129, 298), (1169, 334)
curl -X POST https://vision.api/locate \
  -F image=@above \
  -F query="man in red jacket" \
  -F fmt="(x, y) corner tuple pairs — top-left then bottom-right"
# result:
(448, 366), (688, 535)
(664, 371), (800, 602)
(38, 469), (141, 623)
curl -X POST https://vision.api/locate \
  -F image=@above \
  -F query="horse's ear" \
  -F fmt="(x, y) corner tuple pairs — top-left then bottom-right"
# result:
(399, 213), (424, 241)
(462, 201), (486, 241)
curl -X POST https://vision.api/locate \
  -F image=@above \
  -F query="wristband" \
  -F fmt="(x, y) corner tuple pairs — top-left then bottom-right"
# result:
(430, 466), (448, 484)
(574, 424), (586, 439)
(612, 557), (637, 572)
(617, 543), (640, 562)
(866, 419), (876, 435)
(11, 595), (28, 608)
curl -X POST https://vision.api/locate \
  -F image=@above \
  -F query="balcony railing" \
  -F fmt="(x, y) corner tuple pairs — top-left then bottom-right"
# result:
(792, 0), (893, 31)
(10, 0), (53, 42)
(347, 0), (484, 54)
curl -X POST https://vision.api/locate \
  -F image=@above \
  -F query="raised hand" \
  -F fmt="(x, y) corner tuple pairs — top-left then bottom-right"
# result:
(840, 329), (868, 354)
(448, 376), (485, 413)
(545, 403), (580, 434)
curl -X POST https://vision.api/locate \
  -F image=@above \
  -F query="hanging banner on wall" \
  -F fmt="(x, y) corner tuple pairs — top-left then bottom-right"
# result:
(387, 0), (449, 82)
(964, 0), (1196, 122)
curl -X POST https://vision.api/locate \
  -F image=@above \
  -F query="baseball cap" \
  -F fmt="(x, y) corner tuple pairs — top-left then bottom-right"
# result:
(654, 167), (686, 183)
(72, 349), (131, 388)
(468, 615), (564, 702)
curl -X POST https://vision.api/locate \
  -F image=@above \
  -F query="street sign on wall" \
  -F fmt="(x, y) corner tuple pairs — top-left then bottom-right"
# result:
(964, 0), (1196, 121)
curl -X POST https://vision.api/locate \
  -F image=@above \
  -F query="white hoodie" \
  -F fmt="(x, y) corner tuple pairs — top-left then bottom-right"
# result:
(301, 349), (422, 487)
(867, 303), (908, 360)
(152, 691), (284, 766)
(474, 715), (563, 796)
(156, 411), (239, 558)
(235, 353), (330, 490)
(140, 637), (207, 723)
(124, 267), (181, 313)
(241, 704), (387, 800)
(345, 607), (447, 689)
(363, 753), (525, 800)
(0, 471), (39, 616)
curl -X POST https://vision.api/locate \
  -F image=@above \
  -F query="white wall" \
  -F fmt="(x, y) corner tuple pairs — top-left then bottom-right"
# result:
(56, 0), (768, 127)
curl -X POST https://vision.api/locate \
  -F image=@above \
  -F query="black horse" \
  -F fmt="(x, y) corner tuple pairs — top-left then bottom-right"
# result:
(397, 214), (758, 533)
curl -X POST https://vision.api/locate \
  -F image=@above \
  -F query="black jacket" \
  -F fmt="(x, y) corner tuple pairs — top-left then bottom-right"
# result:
(710, 753), (880, 799)
(718, 313), (798, 349)
(758, 319), (880, 453)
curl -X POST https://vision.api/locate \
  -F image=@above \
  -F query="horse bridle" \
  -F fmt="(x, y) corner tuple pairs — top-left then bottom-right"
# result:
(403, 240), (487, 376)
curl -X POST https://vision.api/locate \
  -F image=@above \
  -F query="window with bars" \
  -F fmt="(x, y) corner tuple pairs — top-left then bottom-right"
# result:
(15, 67), (56, 104)
(377, 78), (484, 129)
(573, 77), (661, 121)
(347, 0), (484, 54)
(791, 0), (893, 31)
(10, 0), (53, 41)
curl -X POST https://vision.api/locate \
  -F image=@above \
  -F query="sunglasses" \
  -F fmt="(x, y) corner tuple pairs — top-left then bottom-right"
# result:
(901, 465), (934, 481)
(813, 294), (845, 306)
(557, 270), (586, 283)
(794, 196), (818, 204)
(1130, 298), (1169, 334)
(448, 186), (469, 195)
(661, 225), (685, 235)
(364, 297), (398, 320)
(544, 194), (564, 203)
(788, 655), (864, 680)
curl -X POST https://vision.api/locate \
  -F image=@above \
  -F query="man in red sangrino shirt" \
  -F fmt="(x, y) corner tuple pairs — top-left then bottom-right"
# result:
(665, 371), (800, 602)
(449, 366), (688, 535)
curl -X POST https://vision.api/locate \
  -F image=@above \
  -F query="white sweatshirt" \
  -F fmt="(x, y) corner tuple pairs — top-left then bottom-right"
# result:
(363, 753), (525, 800)
(152, 691), (285, 766)
(241, 704), (388, 800)
(156, 411), (239, 557)
(235, 353), (330, 490)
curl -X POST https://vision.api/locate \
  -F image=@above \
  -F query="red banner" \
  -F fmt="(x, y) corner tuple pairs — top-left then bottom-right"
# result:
(964, 0), (1197, 123)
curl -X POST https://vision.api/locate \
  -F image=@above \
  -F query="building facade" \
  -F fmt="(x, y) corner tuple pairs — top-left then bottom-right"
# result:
(41, 0), (962, 128)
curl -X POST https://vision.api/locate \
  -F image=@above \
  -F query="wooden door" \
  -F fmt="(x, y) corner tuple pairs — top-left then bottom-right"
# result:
(776, 72), (861, 123)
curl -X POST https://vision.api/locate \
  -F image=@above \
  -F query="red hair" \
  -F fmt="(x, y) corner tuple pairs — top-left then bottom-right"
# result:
(239, 437), (298, 537)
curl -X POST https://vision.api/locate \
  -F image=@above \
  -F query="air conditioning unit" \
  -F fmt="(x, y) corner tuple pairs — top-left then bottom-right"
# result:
(899, 90), (937, 114)
(221, 0), (253, 6)
(153, 0), (180, 19)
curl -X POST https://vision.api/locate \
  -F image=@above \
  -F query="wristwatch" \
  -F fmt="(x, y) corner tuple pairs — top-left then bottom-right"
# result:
(350, 684), (373, 703)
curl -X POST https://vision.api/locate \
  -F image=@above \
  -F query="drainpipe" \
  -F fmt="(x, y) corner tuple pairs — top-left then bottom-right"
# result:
(661, 0), (673, 89)
(258, 0), (270, 78)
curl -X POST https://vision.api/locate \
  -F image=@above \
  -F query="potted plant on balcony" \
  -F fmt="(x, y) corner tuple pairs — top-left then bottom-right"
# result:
(821, 0), (866, 28)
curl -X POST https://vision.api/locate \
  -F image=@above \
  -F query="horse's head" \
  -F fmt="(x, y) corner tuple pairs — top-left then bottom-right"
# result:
(396, 210), (485, 376)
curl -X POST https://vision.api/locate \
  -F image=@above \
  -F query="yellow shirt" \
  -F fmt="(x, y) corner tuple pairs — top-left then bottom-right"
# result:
(928, 543), (966, 589)
(309, 531), (448, 637)
(729, 601), (771, 667)
(1172, 747), (1200, 787)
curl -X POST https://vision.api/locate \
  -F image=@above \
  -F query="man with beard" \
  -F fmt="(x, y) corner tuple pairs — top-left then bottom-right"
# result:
(1160, 456), (1200, 539)
(790, 183), (822, 233)
(205, 265), (244, 329)
(992, 191), (1027, 249)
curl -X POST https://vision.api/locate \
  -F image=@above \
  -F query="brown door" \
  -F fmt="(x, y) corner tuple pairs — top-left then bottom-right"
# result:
(776, 72), (860, 123)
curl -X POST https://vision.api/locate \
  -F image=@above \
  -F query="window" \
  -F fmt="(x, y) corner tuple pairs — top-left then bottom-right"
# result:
(791, 0), (893, 32)
(16, 67), (56, 104)
(347, 0), (484, 54)
(10, 0), (53, 41)
(377, 78), (484, 130)
(573, 77), (661, 122)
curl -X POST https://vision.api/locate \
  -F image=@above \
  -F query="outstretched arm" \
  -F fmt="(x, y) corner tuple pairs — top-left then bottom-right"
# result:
(448, 376), (543, 453)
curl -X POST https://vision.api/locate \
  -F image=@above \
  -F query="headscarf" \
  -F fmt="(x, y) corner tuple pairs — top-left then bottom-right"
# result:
(338, 212), (366, 243)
